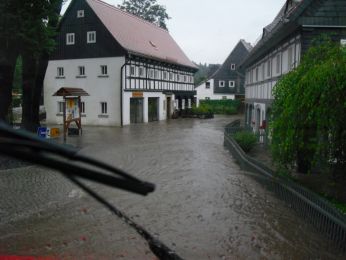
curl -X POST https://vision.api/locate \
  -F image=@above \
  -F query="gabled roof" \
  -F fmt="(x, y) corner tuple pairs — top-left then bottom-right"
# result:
(86, 0), (197, 69)
(209, 39), (252, 79)
(53, 88), (90, 97)
(241, 0), (305, 67)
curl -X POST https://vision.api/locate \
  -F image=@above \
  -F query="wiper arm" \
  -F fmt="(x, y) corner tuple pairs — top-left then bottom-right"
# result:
(0, 122), (155, 196)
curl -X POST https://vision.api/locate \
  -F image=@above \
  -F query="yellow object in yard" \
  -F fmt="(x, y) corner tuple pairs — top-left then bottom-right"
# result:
(50, 128), (60, 138)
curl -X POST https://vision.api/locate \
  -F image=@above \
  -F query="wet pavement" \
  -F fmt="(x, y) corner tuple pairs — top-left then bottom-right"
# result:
(0, 115), (345, 259)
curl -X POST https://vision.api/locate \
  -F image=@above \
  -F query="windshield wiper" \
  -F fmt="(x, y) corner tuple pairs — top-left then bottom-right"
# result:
(0, 122), (154, 196)
(0, 122), (184, 259)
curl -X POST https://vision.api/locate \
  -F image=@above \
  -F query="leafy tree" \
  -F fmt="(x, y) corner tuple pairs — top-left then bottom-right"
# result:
(0, 0), (64, 129)
(194, 62), (221, 86)
(271, 37), (346, 177)
(118, 0), (170, 30)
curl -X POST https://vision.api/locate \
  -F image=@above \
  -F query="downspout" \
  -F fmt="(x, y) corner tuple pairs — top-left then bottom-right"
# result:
(121, 63), (126, 127)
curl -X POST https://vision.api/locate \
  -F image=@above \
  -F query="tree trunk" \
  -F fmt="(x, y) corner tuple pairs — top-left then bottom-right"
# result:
(0, 64), (15, 122)
(21, 55), (37, 132)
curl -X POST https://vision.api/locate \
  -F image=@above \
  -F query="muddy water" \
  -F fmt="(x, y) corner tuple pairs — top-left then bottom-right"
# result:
(72, 116), (343, 259)
(0, 116), (344, 259)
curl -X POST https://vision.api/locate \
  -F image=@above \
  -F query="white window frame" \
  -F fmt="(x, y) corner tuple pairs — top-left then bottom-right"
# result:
(139, 67), (144, 77)
(231, 64), (236, 70)
(58, 101), (65, 113)
(149, 69), (154, 79)
(163, 71), (167, 80)
(78, 66), (85, 76)
(229, 81), (235, 88)
(276, 53), (281, 74)
(219, 80), (225, 87)
(66, 33), (75, 45)
(87, 31), (96, 43)
(77, 10), (84, 18)
(130, 66), (136, 76)
(206, 82), (210, 89)
(57, 67), (64, 77)
(101, 102), (107, 114)
(100, 65), (108, 76)
(81, 101), (85, 114)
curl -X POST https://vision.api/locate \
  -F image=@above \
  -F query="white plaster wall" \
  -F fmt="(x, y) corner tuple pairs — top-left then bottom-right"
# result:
(195, 79), (235, 106)
(44, 57), (125, 126)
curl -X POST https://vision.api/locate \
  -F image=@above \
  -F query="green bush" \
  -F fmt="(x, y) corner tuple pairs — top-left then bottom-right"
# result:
(199, 99), (240, 115)
(234, 131), (257, 153)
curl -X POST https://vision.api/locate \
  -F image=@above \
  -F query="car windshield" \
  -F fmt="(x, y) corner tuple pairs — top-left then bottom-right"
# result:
(1, 0), (346, 259)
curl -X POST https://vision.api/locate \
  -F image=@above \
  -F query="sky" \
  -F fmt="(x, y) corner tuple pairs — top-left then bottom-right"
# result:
(62, 0), (286, 64)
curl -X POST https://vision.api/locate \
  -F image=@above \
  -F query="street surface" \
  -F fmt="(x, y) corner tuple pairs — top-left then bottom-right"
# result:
(0, 116), (344, 259)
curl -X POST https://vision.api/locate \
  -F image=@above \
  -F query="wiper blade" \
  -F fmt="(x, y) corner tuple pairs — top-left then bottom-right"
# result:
(0, 122), (155, 196)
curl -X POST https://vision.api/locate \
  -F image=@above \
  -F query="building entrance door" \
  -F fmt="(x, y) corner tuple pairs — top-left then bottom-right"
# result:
(166, 97), (171, 119)
(148, 97), (159, 122)
(130, 98), (144, 124)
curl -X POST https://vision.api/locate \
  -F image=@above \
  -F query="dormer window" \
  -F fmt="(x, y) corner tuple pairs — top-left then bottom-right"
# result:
(229, 81), (235, 88)
(231, 64), (236, 70)
(87, 31), (96, 43)
(219, 81), (225, 87)
(77, 10), (84, 18)
(66, 33), (75, 45)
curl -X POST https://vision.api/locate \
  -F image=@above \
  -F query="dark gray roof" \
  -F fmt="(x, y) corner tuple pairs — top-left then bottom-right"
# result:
(210, 39), (252, 80)
(241, 0), (305, 67)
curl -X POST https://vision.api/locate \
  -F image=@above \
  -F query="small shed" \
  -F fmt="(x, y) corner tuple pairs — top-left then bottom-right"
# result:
(53, 87), (89, 141)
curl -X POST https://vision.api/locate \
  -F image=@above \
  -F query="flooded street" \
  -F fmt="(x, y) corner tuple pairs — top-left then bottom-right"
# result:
(0, 116), (344, 259)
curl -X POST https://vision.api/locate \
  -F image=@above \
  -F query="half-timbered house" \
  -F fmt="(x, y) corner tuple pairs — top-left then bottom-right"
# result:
(242, 0), (346, 132)
(44, 0), (197, 126)
(195, 40), (251, 106)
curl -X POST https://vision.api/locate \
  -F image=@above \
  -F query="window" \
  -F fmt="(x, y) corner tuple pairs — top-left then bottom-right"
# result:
(77, 10), (84, 18)
(78, 66), (85, 76)
(341, 39), (346, 47)
(169, 72), (173, 80)
(100, 65), (107, 75)
(57, 67), (64, 77)
(229, 81), (235, 88)
(154, 70), (159, 79)
(66, 33), (75, 45)
(183, 75), (187, 82)
(262, 63), (265, 80)
(139, 67), (144, 77)
(81, 102), (85, 113)
(206, 82), (210, 89)
(255, 67), (259, 81)
(87, 31), (96, 43)
(130, 66), (135, 76)
(231, 64), (236, 70)
(222, 96), (227, 100)
(101, 102), (107, 114)
(58, 101), (65, 113)
(288, 47), (293, 69)
(267, 60), (271, 77)
(163, 71), (167, 80)
(149, 69), (154, 78)
(276, 53), (281, 74)
(205, 97), (210, 100)
(177, 74), (180, 82)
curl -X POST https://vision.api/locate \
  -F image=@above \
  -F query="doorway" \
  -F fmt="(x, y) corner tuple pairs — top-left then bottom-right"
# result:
(130, 98), (144, 124)
(148, 97), (159, 122)
(166, 97), (171, 119)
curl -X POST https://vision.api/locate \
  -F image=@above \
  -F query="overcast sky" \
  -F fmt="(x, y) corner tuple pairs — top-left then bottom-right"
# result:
(62, 0), (286, 64)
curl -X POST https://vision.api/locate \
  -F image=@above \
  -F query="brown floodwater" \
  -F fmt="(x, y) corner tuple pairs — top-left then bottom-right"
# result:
(0, 115), (344, 259)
